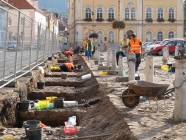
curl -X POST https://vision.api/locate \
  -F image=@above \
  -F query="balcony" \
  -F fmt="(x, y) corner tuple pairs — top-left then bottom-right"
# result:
(96, 18), (104, 22)
(168, 18), (176, 23)
(107, 18), (115, 22)
(83, 18), (92, 22)
(145, 18), (153, 23)
(157, 18), (165, 22)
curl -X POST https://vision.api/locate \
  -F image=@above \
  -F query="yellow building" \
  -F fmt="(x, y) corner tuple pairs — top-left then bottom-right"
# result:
(68, 0), (184, 46)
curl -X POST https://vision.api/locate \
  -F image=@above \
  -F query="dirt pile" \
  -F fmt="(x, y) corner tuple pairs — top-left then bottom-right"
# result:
(80, 87), (137, 140)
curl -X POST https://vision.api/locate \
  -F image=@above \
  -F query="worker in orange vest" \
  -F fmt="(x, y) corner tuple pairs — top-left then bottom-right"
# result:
(60, 63), (82, 72)
(63, 47), (73, 56)
(60, 63), (75, 72)
(128, 33), (143, 72)
(66, 53), (73, 63)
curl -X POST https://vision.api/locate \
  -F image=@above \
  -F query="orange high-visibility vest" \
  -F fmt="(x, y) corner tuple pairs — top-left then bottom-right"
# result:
(64, 48), (73, 55)
(65, 63), (74, 71)
(68, 55), (73, 63)
(129, 39), (142, 54)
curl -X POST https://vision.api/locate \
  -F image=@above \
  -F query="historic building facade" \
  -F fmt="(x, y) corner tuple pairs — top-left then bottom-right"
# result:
(68, 0), (184, 45)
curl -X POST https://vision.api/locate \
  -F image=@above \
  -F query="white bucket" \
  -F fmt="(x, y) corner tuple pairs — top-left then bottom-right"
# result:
(81, 73), (91, 79)
(63, 101), (78, 107)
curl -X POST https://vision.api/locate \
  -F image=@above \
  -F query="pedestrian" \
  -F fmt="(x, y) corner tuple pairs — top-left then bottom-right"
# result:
(63, 47), (73, 56)
(128, 33), (143, 72)
(86, 40), (93, 60)
(66, 53), (73, 63)
(116, 34), (129, 65)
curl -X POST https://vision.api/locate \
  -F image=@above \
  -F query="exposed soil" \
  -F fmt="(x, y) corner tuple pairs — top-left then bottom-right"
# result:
(1, 52), (185, 140)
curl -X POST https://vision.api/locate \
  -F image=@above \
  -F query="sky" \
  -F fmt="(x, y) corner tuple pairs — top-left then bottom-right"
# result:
(38, 0), (67, 14)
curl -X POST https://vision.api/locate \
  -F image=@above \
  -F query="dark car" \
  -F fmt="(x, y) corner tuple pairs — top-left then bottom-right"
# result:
(151, 40), (186, 55)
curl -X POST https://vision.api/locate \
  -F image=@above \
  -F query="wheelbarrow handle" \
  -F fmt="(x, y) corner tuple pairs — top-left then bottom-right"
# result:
(163, 88), (175, 95)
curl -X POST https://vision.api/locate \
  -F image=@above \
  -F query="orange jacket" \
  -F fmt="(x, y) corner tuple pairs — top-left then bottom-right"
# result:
(63, 48), (73, 56)
(129, 39), (142, 54)
(68, 55), (73, 63)
(65, 63), (74, 71)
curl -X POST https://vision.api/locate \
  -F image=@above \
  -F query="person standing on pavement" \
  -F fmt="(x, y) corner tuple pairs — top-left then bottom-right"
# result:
(116, 34), (129, 65)
(86, 40), (93, 60)
(128, 33), (142, 72)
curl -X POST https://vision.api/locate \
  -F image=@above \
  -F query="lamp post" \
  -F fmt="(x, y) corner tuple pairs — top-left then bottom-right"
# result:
(92, 0), (95, 45)
(142, 0), (144, 42)
(118, 0), (120, 45)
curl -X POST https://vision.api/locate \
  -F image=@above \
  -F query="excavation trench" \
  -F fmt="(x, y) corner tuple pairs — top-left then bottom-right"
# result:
(0, 54), (136, 139)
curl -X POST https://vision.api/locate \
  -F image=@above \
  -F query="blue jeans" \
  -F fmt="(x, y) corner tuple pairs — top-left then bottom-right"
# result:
(116, 51), (126, 65)
(135, 53), (141, 71)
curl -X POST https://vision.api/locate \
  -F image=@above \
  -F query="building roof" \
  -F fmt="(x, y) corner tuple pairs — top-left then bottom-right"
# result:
(8, 0), (47, 16)
(8, 0), (35, 9)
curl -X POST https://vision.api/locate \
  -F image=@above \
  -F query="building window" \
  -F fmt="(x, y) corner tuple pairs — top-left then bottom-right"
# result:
(85, 8), (91, 19)
(169, 8), (174, 19)
(125, 8), (129, 19)
(97, 7), (103, 19)
(157, 7), (163, 19)
(97, 31), (103, 43)
(146, 8), (152, 19)
(157, 31), (163, 41)
(146, 31), (152, 42)
(108, 8), (114, 19)
(108, 31), (114, 42)
(168, 31), (174, 39)
(131, 8), (135, 19)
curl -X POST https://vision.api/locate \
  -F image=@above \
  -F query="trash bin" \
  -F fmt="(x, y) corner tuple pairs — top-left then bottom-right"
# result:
(16, 101), (34, 112)
(23, 120), (42, 140)
(27, 127), (42, 140)
(54, 98), (64, 108)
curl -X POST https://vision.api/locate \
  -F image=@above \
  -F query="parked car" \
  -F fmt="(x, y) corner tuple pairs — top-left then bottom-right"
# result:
(151, 40), (186, 55)
(7, 41), (19, 51)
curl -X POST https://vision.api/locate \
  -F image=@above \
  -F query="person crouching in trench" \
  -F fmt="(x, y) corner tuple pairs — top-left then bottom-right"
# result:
(60, 63), (82, 72)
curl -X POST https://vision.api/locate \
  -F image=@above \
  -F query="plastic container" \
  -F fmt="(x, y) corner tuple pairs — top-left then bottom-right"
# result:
(81, 73), (91, 79)
(23, 120), (42, 140)
(37, 82), (45, 89)
(99, 71), (108, 75)
(47, 103), (54, 110)
(4, 135), (15, 140)
(48, 57), (52, 60)
(63, 101), (78, 107)
(36, 100), (49, 110)
(67, 116), (77, 126)
(23, 120), (41, 128)
(61, 74), (67, 79)
(64, 126), (77, 135)
(27, 127), (42, 140)
(16, 101), (34, 112)
(46, 96), (57, 102)
(54, 98), (64, 108)
(50, 66), (60, 70)
(161, 65), (169, 71)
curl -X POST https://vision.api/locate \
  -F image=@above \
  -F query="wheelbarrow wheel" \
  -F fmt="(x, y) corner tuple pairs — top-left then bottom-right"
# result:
(122, 89), (140, 108)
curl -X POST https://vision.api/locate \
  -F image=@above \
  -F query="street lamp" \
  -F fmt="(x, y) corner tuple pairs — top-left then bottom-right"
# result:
(142, 0), (144, 42)
(118, 0), (120, 44)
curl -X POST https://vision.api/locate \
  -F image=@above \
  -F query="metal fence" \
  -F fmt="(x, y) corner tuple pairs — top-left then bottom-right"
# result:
(0, 0), (59, 88)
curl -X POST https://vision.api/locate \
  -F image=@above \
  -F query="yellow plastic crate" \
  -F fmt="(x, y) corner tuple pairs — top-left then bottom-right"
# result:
(36, 100), (49, 110)
(99, 71), (108, 75)
(50, 66), (60, 70)
(161, 65), (169, 71)
(46, 96), (57, 102)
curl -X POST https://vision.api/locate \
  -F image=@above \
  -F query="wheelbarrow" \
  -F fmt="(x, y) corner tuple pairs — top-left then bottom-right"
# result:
(121, 80), (175, 108)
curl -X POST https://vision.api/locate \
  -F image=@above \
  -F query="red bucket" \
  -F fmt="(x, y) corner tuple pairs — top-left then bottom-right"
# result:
(64, 126), (77, 135)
